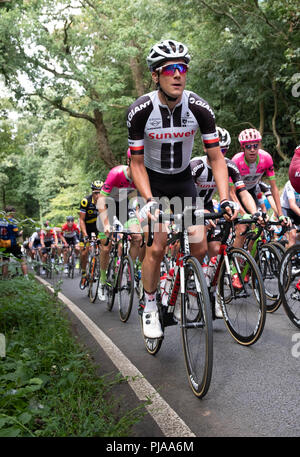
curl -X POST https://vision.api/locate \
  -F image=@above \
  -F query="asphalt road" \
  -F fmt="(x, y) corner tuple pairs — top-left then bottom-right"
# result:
(42, 270), (300, 438)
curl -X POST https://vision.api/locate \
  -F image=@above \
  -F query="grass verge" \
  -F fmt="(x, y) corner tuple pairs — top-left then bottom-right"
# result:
(0, 276), (145, 437)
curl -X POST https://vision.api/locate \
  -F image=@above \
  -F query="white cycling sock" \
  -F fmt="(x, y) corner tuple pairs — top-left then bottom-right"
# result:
(144, 291), (157, 313)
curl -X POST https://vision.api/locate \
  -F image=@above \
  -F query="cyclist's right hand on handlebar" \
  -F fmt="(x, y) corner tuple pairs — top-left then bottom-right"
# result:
(220, 200), (239, 221)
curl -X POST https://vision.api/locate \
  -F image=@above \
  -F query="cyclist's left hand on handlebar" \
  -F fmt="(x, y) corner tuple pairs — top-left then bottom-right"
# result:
(279, 215), (291, 226)
(220, 200), (238, 221)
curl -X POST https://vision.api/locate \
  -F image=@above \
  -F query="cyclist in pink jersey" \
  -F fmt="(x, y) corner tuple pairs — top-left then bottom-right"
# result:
(231, 128), (289, 256)
(232, 129), (288, 217)
(97, 149), (143, 300)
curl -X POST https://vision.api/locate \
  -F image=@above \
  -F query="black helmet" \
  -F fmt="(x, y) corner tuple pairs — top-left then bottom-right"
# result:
(91, 180), (103, 191)
(66, 216), (74, 222)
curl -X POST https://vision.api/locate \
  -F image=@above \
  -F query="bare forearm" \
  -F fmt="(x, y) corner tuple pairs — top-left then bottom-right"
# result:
(210, 157), (229, 201)
(270, 183), (283, 217)
(240, 190), (257, 214)
(131, 160), (152, 201)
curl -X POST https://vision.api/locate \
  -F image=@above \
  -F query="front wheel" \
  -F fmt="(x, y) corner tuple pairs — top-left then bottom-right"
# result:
(279, 245), (300, 329)
(118, 255), (135, 323)
(218, 247), (266, 345)
(88, 255), (100, 303)
(181, 256), (213, 399)
(255, 243), (282, 313)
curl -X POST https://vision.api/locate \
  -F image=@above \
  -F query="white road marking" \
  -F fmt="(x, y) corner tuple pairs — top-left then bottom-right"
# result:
(36, 277), (196, 437)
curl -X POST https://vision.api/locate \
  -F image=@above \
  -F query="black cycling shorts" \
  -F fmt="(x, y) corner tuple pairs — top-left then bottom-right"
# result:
(146, 165), (198, 213)
(1, 244), (23, 260)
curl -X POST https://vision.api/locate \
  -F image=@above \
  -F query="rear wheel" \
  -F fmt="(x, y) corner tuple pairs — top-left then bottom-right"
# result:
(181, 256), (213, 399)
(218, 247), (266, 346)
(88, 255), (100, 303)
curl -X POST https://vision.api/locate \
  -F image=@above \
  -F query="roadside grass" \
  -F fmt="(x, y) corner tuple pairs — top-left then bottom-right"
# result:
(0, 276), (146, 437)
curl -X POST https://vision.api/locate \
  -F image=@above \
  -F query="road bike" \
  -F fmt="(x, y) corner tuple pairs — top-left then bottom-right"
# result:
(64, 243), (77, 279)
(86, 234), (102, 303)
(106, 230), (140, 323)
(206, 216), (266, 345)
(141, 206), (219, 399)
(241, 218), (283, 313)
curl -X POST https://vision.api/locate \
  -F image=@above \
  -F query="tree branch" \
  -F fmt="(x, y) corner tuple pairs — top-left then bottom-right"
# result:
(37, 93), (96, 124)
(198, 0), (246, 35)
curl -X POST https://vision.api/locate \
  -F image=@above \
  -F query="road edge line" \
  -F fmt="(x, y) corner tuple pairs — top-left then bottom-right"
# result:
(35, 276), (196, 438)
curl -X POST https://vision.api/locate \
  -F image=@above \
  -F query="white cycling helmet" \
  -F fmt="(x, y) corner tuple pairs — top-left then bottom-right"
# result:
(146, 39), (191, 72)
(217, 126), (231, 148)
(238, 128), (262, 145)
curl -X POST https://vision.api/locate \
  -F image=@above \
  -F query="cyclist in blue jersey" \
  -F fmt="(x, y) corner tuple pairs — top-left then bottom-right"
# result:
(0, 206), (28, 278)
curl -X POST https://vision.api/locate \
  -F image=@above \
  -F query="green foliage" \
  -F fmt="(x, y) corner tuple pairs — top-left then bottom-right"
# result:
(0, 0), (299, 220)
(0, 277), (145, 436)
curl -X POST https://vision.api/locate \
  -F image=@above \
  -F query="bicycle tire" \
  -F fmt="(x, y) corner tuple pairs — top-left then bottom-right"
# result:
(70, 251), (76, 279)
(255, 242), (282, 313)
(269, 240), (286, 257)
(118, 254), (135, 323)
(88, 255), (100, 303)
(279, 244), (300, 329)
(181, 256), (213, 399)
(106, 256), (117, 311)
(218, 247), (266, 346)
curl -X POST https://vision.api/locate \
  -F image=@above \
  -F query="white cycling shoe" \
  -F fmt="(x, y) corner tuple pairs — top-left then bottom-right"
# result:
(142, 311), (163, 339)
(98, 284), (107, 301)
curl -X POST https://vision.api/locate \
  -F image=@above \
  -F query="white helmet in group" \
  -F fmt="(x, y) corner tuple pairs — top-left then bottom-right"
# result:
(238, 128), (262, 145)
(217, 126), (231, 148)
(146, 39), (191, 72)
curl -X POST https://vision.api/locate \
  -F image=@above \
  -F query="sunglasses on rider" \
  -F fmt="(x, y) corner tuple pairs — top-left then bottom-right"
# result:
(221, 147), (228, 155)
(245, 143), (259, 150)
(157, 63), (189, 76)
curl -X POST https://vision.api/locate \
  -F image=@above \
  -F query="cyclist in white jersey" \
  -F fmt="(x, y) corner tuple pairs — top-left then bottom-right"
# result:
(127, 39), (235, 339)
(281, 180), (300, 247)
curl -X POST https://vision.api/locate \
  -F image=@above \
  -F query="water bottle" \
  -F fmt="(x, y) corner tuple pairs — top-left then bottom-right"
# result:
(161, 268), (174, 306)
(202, 262), (209, 286)
(205, 257), (217, 286)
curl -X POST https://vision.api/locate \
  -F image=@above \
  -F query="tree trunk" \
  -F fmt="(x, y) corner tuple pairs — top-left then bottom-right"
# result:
(130, 43), (147, 97)
(259, 91), (264, 136)
(94, 109), (118, 168)
(271, 79), (288, 161)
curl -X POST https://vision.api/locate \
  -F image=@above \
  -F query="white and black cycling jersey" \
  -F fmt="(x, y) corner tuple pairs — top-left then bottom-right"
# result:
(127, 90), (219, 175)
(190, 155), (246, 205)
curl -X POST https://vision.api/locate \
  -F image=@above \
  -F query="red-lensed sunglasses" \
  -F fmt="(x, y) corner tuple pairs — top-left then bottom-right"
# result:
(157, 63), (189, 76)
